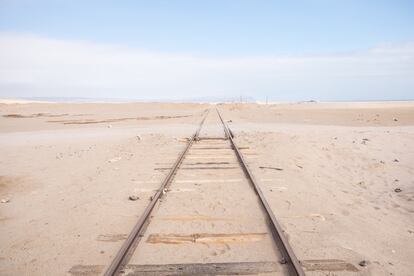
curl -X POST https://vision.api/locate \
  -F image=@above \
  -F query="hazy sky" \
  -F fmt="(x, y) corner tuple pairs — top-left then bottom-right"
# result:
(1, 0), (413, 101)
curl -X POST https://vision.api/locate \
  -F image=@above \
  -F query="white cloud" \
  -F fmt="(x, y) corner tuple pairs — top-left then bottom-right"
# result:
(0, 33), (413, 101)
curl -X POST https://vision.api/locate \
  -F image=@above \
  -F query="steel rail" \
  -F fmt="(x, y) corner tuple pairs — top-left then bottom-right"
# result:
(216, 108), (305, 276)
(103, 109), (210, 276)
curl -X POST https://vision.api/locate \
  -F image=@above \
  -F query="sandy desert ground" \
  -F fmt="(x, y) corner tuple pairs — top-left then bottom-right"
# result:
(0, 101), (413, 276)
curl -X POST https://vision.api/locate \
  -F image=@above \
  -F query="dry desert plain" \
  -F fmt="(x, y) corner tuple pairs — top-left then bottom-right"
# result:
(0, 101), (413, 276)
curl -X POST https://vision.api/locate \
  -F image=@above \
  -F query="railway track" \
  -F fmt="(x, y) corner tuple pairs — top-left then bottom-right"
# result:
(104, 108), (305, 276)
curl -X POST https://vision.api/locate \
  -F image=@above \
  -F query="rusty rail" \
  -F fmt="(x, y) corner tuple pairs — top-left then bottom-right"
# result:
(104, 107), (304, 276)
(103, 109), (209, 276)
(216, 108), (305, 276)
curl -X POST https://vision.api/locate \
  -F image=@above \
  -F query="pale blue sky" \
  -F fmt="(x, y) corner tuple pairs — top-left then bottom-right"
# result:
(0, 0), (413, 101)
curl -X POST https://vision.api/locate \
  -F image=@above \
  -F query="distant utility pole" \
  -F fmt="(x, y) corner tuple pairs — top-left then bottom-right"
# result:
(240, 95), (243, 103)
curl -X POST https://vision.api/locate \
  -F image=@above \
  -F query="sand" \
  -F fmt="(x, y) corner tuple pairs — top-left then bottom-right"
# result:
(0, 101), (413, 275)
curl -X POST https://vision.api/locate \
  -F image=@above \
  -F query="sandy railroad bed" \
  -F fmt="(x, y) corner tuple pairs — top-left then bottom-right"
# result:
(0, 101), (413, 275)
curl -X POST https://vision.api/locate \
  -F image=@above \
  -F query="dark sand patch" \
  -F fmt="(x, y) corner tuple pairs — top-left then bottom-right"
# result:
(48, 114), (193, 125)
